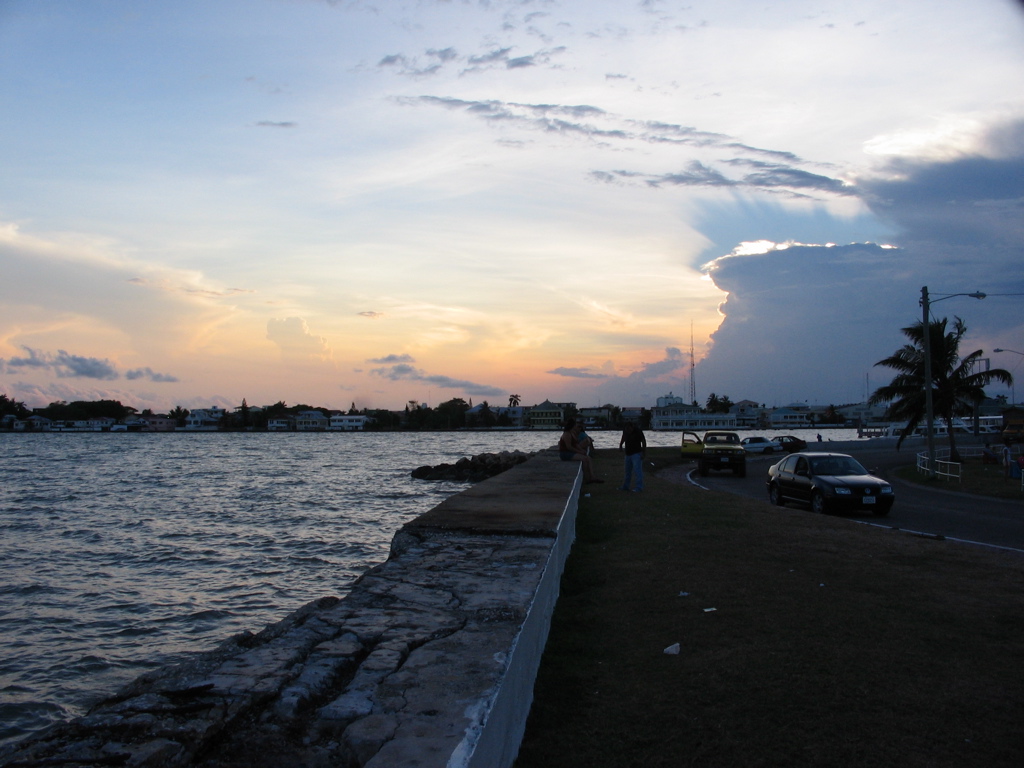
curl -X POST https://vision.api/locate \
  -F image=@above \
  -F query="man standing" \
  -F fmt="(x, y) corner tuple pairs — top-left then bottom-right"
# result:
(619, 422), (647, 492)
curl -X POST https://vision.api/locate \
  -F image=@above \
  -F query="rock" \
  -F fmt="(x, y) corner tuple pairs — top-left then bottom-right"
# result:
(411, 450), (534, 483)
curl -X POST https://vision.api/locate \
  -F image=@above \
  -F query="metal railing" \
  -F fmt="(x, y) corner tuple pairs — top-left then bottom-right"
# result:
(915, 445), (1024, 489)
(915, 446), (990, 482)
(916, 450), (962, 481)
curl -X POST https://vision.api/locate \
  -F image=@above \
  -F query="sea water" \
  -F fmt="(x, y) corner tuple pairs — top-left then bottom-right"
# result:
(0, 428), (859, 745)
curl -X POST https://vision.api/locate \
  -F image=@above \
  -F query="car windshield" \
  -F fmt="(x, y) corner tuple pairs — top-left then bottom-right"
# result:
(705, 434), (738, 444)
(810, 456), (867, 476)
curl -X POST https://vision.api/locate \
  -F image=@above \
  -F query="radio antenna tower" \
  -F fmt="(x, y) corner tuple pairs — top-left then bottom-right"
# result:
(688, 320), (697, 405)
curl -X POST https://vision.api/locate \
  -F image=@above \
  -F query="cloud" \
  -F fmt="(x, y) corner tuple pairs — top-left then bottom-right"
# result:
(4, 347), (119, 380)
(125, 367), (179, 383)
(551, 348), (690, 406)
(266, 317), (332, 361)
(368, 353), (415, 364)
(403, 96), (850, 198)
(370, 363), (504, 397)
(594, 160), (852, 198)
(358, 311), (384, 319)
(547, 366), (609, 379)
(377, 43), (565, 77)
(858, 123), (1024, 259)
(4, 346), (51, 370)
(690, 242), (947, 406)
(671, 120), (1024, 407)
(633, 347), (686, 379)
(255, 121), (297, 128)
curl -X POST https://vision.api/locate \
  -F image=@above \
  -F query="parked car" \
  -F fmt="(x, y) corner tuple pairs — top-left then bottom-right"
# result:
(699, 431), (746, 477)
(766, 452), (894, 515)
(680, 431), (704, 458)
(740, 436), (782, 454)
(773, 435), (808, 452)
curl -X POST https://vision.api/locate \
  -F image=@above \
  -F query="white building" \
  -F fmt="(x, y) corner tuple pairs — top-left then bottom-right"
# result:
(651, 403), (737, 430)
(295, 410), (329, 431)
(577, 406), (613, 429)
(182, 407), (226, 430)
(329, 414), (372, 431)
(730, 400), (767, 428)
(768, 407), (813, 429)
(656, 392), (688, 408)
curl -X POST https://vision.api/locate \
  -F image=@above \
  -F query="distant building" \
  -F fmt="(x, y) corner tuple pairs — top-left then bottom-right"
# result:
(295, 410), (329, 431)
(655, 392), (688, 408)
(651, 403), (736, 430)
(17, 415), (52, 431)
(768, 407), (812, 429)
(529, 401), (571, 429)
(329, 413), (372, 431)
(502, 406), (526, 427)
(141, 415), (177, 432)
(182, 407), (226, 431)
(618, 408), (644, 426)
(464, 404), (526, 428)
(730, 400), (767, 428)
(577, 406), (613, 429)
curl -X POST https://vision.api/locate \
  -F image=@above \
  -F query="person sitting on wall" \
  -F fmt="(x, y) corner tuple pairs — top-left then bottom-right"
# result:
(575, 422), (595, 455)
(559, 419), (602, 483)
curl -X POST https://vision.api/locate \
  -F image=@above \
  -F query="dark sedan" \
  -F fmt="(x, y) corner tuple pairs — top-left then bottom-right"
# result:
(772, 435), (808, 452)
(766, 452), (893, 516)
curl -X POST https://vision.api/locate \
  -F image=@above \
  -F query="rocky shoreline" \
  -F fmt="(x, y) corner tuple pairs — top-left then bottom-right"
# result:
(410, 450), (535, 483)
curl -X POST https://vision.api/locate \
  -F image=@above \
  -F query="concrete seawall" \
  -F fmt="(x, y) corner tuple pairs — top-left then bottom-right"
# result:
(0, 451), (582, 768)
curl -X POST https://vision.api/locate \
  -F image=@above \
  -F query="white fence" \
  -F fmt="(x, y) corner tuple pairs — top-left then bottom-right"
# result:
(916, 445), (1024, 490)
(915, 447), (987, 483)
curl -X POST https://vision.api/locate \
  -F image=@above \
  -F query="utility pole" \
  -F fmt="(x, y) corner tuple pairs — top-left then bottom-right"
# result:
(689, 320), (697, 406)
(921, 286), (936, 478)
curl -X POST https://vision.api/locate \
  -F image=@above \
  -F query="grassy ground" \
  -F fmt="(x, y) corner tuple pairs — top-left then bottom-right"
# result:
(514, 448), (1024, 768)
(895, 460), (1024, 500)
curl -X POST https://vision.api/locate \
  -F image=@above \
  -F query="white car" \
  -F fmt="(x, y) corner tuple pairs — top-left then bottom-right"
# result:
(740, 436), (782, 454)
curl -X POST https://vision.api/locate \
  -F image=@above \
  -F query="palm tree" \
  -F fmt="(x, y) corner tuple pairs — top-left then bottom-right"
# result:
(167, 405), (189, 427)
(869, 316), (1013, 460)
(508, 394), (521, 408)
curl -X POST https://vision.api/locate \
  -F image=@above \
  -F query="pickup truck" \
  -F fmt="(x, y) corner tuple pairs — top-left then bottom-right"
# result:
(680, 430), (704, 458)
(698, 431), (746, 477)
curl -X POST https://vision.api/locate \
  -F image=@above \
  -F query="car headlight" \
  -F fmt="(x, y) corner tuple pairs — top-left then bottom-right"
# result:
(880, 486), (893, 495)
(835, 487), (852, 495)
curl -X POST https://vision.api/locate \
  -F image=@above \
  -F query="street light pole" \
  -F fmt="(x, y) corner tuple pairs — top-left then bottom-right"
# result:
(919, 286), (986, 479)
(921, 287), (936, 478)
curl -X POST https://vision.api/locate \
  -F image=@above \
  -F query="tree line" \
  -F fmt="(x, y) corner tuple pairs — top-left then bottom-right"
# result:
(7, 314), (1010, 445)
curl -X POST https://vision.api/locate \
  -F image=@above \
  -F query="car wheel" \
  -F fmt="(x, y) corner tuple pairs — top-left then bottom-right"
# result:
(875, 505), (891, 517)
(811, 491), (827, 514)
(762, 447), (773, 454)
(769, 484), (785, 506)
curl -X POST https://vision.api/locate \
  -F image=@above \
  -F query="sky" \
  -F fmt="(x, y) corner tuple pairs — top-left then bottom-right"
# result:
(2, 0), (1024, 414)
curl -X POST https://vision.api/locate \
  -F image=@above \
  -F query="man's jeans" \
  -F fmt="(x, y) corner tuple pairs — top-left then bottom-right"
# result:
(622, 452), (643, 491)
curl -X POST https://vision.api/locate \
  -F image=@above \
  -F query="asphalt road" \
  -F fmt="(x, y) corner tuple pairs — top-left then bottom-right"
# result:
(688, 445), (1024, 552)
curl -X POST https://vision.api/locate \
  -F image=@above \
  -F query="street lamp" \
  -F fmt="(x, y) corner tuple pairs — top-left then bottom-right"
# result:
(920, 286), (986, 478)
(993, 348), (1023, 405)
